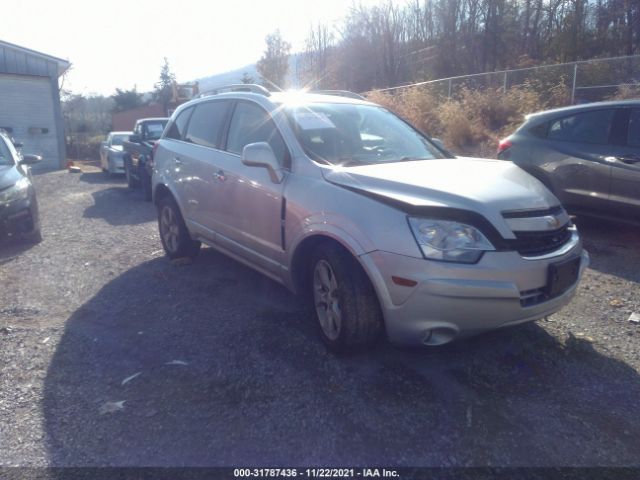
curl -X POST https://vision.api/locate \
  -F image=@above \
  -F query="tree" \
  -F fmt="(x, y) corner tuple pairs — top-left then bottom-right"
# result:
(256, 30), (291, 90)
(301, 23), (336, 89)
(111, 87), (144, 112)
(240, 72), (256, 84)
(153, 57), (176, 113)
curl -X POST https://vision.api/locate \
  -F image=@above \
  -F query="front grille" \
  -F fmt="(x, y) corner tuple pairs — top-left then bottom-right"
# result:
(511, 225), (572, 257)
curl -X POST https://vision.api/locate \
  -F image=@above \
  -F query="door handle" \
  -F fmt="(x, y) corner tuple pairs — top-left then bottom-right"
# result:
(174, 156), (183, 165)
(213, 169), (226, 182)
(605, 155), (640, 165)
(619, 155), (640, 165)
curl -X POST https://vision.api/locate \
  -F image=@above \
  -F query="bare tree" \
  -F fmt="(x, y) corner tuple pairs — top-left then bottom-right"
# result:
(256, 30), (291, 90)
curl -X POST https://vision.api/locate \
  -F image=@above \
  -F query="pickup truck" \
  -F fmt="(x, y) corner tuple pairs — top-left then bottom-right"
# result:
(122, 117), (169, 200)
(100, 131), (132, 175)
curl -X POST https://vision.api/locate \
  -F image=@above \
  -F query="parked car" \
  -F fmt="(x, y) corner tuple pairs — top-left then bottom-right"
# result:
(152, 85), (589, 352)
(100, 131), (132, 175)
(123, 118), (169, 200)
(498, 100), (640, 223)
(0, 130), (42, 243)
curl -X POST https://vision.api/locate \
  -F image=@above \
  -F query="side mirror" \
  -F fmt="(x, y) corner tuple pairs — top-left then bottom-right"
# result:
(20, 154), (42, 165)
(13, 141), (23, 149)
(129, 134), (141, 143)
(241, 142), (284, 183)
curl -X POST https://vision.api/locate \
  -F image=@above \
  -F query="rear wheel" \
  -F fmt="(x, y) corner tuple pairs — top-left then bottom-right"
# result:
(157, 196), (201, 259)
(310, 243), (383, 353)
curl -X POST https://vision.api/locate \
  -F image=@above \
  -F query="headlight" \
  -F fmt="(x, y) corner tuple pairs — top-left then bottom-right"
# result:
(0, 177), (30, 203)
(408, 217), (495, 263)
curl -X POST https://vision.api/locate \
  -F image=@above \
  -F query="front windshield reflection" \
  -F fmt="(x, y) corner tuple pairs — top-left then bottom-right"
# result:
(286, 103), (446, 166)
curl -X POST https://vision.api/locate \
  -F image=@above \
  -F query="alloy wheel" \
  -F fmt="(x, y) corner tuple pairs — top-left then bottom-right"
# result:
(313, 259), (342, 340)
(160, 205), (180, 253)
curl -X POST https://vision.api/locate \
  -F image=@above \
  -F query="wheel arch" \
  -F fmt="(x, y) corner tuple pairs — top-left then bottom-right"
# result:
(153, 182), (175, 206)
(289, 231), (367, 295)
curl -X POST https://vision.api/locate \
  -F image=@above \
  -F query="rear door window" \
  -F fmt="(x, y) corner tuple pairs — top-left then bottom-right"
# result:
(547, 109), (616, 144)
(627, 109), (640, 147)
(165, 107), (193, 141)
(184, 101), (231, 149)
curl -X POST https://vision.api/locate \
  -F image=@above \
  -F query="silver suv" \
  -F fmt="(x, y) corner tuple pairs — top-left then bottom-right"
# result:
(152, 85), (589, 352)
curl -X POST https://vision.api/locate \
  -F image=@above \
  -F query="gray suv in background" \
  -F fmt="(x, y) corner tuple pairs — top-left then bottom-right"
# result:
(152, 85), (588, 352)
(498, 100), (640, 223)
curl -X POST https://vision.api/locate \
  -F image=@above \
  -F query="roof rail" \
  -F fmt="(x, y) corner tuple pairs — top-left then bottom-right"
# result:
(311, 90), (366, 100)
(198, 84), (271, 98)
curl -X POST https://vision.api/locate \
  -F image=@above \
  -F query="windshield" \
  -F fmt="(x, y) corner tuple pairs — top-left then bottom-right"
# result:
(0, 136), (16, 166)
(145, 121), (168, 140)
(286, 102), (446, 166)
(111, 134), (129, 146)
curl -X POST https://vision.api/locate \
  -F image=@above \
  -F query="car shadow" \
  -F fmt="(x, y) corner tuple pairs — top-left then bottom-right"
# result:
(78, 171), (126, 185)
(574, 216), (640, 283)
(42, 248), (640, 467)
(0, 237), (38, 265)
(83, 187), (155, 226)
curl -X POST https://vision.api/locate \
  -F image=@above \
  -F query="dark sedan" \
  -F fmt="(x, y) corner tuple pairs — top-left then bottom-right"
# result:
(498, 100), (640, 223)
(0, 131), (42, 243)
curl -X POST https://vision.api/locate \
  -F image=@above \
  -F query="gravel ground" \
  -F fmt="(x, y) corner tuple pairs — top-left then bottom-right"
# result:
(0, 166), (639, 467)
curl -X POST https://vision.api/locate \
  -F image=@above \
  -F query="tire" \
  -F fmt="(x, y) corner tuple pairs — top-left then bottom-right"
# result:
(310, 243), (383, 353)
(157, 195), (201, 260)
(23, 229), (42, 244)
(125, 157), (138, 188)
(141, 165), (152, 202)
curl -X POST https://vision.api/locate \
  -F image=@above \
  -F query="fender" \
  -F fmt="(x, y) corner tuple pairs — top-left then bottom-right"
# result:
(284, 218), (377, 293)
(288, 212), (377, 258)
(152, 171), (181, 206)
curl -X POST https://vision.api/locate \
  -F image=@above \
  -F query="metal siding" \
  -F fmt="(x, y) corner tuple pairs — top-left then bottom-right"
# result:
(4, 49), (17, 74)
(0, 46), (61, 78)
(50, 76), (66, 168)
(0, 74), (60, 170)
(46, 60), (57, 77)
(15, 51), (27, 75)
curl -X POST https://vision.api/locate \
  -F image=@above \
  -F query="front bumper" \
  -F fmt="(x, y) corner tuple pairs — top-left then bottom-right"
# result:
(0, 195), (40, 240)
(360, 235), (589, 346)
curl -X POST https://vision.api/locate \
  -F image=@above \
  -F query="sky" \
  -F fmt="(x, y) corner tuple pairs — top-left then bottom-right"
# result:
(2, 0), (385, 97)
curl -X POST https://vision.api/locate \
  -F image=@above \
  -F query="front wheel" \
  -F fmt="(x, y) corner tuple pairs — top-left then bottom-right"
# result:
(23, 228), (42, 244)
(157, 196), (201, 259)
(125, 156), (138, 188)
(140, 165), (152, 201)
(310, 244), (383, 353)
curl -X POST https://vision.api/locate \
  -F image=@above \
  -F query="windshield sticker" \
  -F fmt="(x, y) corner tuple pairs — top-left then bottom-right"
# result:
(294, 112), (336, 130)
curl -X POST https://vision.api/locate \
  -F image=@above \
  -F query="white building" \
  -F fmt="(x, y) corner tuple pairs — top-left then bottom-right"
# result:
(0, 40), (70, 170)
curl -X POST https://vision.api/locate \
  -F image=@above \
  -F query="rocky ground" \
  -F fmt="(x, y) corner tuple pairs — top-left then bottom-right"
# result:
(0, 166), (639, 467)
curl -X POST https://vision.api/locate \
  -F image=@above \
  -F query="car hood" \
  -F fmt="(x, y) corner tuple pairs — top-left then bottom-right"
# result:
(322, 157), (560, 237)
(0, 165), (21, 192)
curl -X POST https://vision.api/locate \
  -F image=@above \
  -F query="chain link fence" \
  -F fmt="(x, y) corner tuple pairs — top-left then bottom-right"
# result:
(370, 54), (640, 104)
